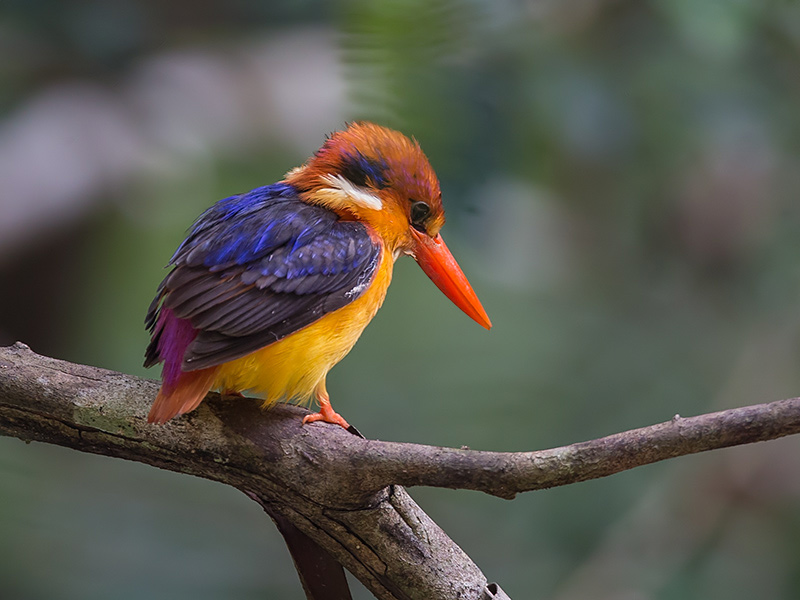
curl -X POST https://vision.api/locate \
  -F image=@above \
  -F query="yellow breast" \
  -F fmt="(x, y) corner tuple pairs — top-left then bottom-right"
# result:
(211, 246), (393, 406)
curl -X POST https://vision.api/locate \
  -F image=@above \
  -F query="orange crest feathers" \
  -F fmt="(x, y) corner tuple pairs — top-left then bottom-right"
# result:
(286, 122), (443, 224)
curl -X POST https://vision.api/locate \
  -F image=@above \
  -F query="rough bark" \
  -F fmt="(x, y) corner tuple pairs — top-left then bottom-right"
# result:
(2, 342), (799, 598)
(0, 343), (493, 600)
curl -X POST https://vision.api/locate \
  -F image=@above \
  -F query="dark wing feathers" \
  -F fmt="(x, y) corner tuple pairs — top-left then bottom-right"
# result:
(172, 184), (339, 270)
(146, 183), (382, 371)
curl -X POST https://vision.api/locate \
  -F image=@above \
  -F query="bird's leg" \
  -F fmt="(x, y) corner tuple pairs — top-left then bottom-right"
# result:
(302, 379), (350, 429)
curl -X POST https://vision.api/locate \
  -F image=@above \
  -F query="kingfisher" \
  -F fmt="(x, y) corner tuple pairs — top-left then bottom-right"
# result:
(144, 122), (491, 429)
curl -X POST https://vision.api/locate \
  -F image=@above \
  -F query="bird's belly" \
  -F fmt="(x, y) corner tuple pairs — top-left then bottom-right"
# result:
(211, 251), (393, 405)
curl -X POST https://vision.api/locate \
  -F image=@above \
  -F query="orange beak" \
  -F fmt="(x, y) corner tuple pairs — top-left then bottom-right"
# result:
(410, 228), (492, 330)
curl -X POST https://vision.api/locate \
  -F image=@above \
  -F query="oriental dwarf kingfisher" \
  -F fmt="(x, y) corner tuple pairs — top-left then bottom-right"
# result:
(144, 122), (491, 428)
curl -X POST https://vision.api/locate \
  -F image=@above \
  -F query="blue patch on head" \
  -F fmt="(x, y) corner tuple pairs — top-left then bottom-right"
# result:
(341, 151), (389, 189)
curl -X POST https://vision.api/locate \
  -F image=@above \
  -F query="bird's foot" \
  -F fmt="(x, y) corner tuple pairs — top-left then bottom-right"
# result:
(222, 389), (245, 398)
(302, 404), (351, 430)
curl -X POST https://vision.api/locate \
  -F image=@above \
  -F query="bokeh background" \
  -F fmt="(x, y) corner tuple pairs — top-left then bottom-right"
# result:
(2, 1), (800, 598)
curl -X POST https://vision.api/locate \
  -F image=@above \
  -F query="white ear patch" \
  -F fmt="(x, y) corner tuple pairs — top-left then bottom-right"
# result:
(319, 174), (383, 211)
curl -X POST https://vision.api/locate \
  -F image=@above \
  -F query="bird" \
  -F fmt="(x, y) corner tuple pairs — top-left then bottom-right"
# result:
(144, 122), (491, 429)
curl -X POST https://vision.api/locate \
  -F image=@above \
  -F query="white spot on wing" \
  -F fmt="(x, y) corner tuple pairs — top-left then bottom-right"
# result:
(345, 281), (369, 298)
(319, 173), (383, 211)
(346, 251), (380, 298)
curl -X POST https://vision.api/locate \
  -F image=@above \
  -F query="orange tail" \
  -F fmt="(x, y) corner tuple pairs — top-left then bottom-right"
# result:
(147, 367), (218, 424)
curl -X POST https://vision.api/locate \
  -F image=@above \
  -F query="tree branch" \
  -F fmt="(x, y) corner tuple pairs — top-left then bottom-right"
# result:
(347, 398), (800, 499)
(2, 342), (799, 599)
(0, 343), (499, 600)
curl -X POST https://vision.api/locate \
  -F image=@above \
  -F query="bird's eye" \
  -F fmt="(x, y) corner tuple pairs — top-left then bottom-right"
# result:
(410, 201), (430, 230)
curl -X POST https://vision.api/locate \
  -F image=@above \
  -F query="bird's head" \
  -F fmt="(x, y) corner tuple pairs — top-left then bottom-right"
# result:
(285, 122), (491, 329)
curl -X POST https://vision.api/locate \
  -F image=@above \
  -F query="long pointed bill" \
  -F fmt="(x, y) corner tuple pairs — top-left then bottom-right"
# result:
(410, 229), (492, 329)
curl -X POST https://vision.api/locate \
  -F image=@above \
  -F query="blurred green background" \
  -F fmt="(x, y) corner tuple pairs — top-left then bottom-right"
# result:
(2, 0), (800, 598)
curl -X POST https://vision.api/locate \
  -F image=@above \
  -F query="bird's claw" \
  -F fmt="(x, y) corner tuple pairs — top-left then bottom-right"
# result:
(302, 407), (351, 430)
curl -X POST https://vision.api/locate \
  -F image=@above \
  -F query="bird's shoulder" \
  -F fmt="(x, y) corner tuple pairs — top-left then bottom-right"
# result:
(145, 182), (384, 370)
(170, 182), (337, 269)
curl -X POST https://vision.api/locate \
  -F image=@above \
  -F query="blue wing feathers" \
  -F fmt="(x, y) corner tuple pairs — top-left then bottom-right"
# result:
(147, 181), (383, 370)
(171, 183), (336, 269)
